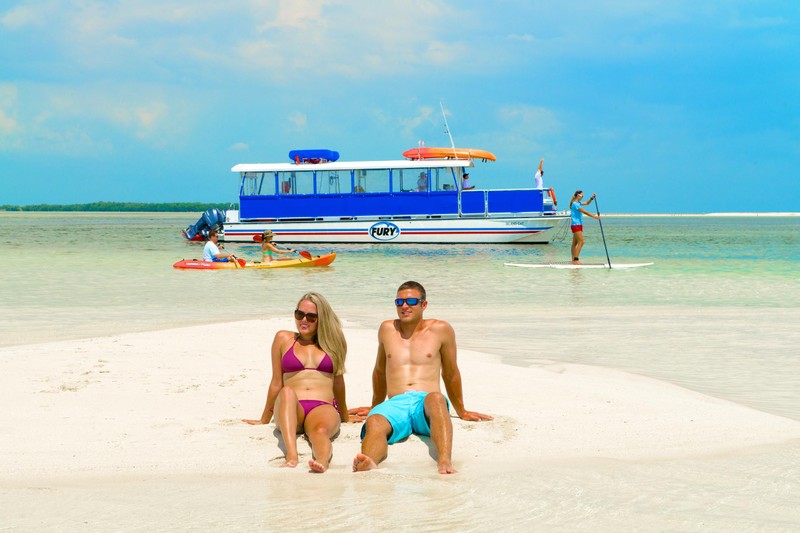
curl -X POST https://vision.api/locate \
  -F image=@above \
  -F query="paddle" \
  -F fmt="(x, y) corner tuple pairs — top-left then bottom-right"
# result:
(593, 196), (612, 268)
(296, 250), (313, 260)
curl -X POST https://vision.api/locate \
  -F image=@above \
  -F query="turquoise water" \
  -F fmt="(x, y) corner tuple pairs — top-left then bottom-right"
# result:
(1, 212), (799, 422)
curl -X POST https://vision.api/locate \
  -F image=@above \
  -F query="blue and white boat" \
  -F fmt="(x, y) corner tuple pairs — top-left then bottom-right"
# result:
(195, 149), (567, 244)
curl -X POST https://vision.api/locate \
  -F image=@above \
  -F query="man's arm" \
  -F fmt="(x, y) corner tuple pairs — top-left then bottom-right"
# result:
(370, 327), (388, 408)
(348, 323), (389, 420)
(438, 321), (493, 422)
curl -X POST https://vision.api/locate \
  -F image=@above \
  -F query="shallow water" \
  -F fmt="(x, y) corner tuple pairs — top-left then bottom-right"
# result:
(2, 212), (798, 420)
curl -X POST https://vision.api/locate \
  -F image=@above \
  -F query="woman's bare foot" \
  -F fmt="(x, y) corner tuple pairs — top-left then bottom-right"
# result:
(352, 453), (378, 472)
(308, 456), (330, 473)
(280, 458), (298, 468)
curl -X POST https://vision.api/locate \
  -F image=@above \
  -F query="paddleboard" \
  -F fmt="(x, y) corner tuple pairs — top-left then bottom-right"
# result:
(402, 147), (497, 162)
(504, 262), (654, 270)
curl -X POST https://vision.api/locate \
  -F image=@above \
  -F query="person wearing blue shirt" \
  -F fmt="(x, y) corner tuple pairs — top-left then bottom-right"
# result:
(569, 190), (599, 264)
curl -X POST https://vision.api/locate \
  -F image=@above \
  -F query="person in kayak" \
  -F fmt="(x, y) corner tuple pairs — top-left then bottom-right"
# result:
(203, 229), (238, 262)
(260, 230), (295, 262)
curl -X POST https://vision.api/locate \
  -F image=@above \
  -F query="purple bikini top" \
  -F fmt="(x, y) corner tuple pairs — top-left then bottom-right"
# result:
(281, 337), (334, 374)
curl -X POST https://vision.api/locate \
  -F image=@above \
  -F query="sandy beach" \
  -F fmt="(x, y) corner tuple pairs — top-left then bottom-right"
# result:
(2, 318), (800, 530)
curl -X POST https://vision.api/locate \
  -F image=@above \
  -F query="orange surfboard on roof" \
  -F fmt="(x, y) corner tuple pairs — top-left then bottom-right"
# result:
(402, 147), (497, 162)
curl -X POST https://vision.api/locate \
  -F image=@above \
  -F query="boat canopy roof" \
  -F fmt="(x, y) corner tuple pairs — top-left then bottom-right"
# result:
(232, 159), (473, 174)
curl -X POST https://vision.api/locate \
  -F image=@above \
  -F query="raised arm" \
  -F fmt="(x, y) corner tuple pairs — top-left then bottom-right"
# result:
(538, 158), (544, 172)
(438, 321), (493, 422)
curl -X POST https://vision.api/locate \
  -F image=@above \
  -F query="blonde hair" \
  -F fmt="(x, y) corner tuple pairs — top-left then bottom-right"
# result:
(297, 292), (347, 375)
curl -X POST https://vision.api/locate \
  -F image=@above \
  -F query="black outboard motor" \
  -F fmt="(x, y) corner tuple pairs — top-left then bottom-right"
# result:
(183, 208), (226, 241)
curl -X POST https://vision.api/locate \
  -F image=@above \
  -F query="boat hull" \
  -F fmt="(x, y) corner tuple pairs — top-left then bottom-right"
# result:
(219, 216), (568, 244)
(173, 252), (336, 269)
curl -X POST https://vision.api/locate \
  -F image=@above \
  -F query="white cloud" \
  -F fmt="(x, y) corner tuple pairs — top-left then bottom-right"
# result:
(288, 112), (307, 130)
(0, 2), (51, 28)
(0, 81), (195, 154)
(0, 109), (16, 133)
(399, 106), (437, 138)
(498, 105), (562, 135)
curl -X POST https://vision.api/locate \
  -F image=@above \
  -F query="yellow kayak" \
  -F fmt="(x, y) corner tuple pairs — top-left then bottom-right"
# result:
(173, 252), (336, 270)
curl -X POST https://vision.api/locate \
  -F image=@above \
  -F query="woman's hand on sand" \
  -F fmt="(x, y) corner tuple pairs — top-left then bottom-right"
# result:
(348, 406), (371, 422)
(242, 419), (265, 425)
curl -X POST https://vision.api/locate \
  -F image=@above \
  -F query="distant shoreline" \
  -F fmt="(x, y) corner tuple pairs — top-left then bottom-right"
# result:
(0, 204), (797, 217)
(0, 202), (235, 213)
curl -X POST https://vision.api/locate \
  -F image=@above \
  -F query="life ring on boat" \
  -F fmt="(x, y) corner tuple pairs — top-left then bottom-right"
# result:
(549, 187), (557, 206)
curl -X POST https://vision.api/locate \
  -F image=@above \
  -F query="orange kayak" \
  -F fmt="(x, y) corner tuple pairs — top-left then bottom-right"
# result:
(173, 252), (336, 270)
(402, 147), (496, 162)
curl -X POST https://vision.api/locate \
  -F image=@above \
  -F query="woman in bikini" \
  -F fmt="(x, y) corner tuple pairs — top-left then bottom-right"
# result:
(243, 292), (349, 472)
(260, 230), (295, 262)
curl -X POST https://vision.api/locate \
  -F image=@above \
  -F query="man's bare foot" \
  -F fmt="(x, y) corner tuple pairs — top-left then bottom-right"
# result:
(308, 456), (331, 473)
(438, 460), (458, 474)
(571, 259), (582, 265)
(280, 459), (298, 468)
(352, 453), (378, 472)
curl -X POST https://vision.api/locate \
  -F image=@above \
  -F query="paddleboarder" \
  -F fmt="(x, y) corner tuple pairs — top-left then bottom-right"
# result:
(569, 190), (600, 264)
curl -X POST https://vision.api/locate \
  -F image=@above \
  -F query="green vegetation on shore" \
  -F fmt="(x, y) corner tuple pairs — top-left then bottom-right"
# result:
(0, 202), (237, 212)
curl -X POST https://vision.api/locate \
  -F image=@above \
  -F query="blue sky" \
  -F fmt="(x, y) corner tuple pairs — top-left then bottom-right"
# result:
(1, 1), (798, 213)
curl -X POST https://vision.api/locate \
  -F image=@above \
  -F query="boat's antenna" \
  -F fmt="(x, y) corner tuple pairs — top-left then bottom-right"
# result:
(440, 101), (457, 158)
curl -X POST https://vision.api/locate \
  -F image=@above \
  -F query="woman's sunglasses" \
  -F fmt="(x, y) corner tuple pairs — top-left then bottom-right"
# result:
(294, 310), (318, 322)
(395, 298), (424, 307)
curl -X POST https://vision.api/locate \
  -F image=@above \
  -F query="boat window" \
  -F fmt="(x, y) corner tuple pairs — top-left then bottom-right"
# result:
(241, 172), (276, 196)
(396, 168), (452, 192)
(277, 171), (315, 195)
(317, 170), (350, 194)
(430, 167), (456, 192)
(355, 169), (390, 193)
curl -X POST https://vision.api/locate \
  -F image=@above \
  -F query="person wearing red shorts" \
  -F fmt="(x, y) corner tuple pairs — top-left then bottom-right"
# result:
(569, 190), (600, 264)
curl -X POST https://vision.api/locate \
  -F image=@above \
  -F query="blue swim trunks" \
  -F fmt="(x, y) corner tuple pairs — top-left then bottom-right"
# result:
(360, 391), (450, 444)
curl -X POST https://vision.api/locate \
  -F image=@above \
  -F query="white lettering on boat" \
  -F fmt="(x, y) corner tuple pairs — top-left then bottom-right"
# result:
(369, 222), (400, 241)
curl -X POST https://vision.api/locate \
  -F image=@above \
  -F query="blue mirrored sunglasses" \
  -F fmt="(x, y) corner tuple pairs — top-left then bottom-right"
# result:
(395, 298), (423, 307)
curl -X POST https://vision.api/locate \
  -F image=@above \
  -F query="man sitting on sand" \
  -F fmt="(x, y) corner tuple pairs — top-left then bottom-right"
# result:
(350, 281), (492, 474)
